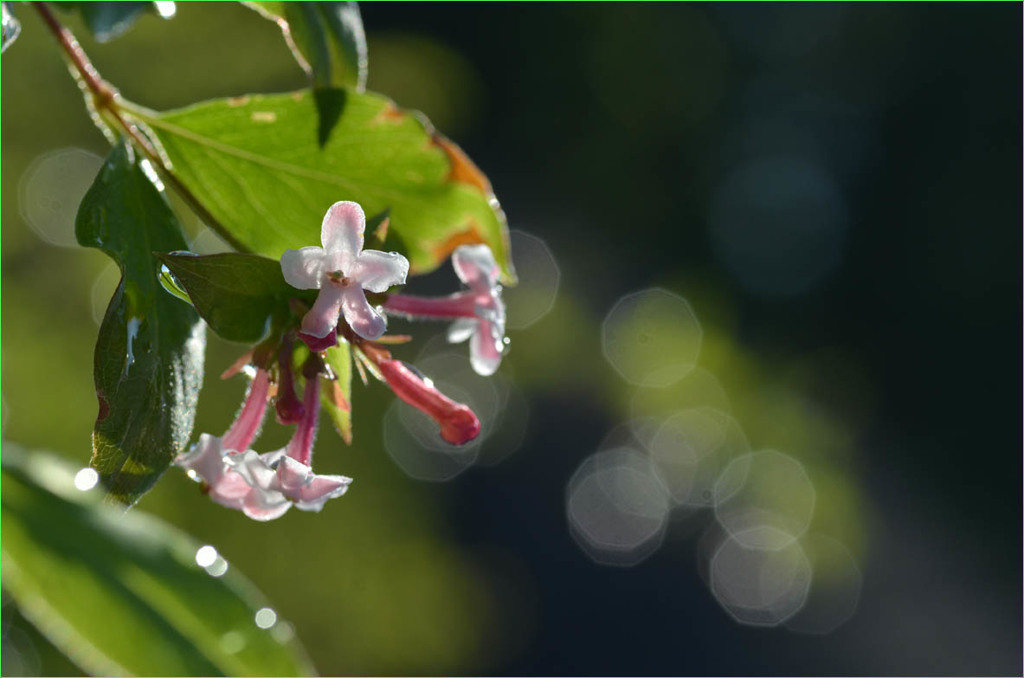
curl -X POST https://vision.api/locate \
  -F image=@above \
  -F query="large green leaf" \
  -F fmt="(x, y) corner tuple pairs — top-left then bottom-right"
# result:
(158, 252), (313, 344)
(0, 446), (314, 677)
(55, 1), (174, 43)
(125, 89), (516, 283)
(246, 1), (367, 144)
(76, 143), (206, 505)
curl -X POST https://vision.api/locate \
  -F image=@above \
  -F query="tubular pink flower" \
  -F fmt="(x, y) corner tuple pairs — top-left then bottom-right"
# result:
(384, 244), (506, 376)
(285, 374), (321, 466)
(281, 201), (409, 345)
(176, 367), (351, 521)
(379, 359), (481, 445)
(221, 368), (271, 453)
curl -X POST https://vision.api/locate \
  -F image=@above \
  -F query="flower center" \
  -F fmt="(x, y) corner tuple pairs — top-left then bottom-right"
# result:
(327, 270), (351, 287)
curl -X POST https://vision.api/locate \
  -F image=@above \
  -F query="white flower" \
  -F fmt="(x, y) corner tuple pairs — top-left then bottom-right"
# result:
(226, 449), (352, 521)
(176, 435), (352, 522)
(281, 201), (409, 340)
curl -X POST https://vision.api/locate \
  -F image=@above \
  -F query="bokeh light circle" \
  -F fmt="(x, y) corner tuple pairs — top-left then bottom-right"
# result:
(18, 148), (103, 247)
(602, 288), (703, 387)
(503, 230), (561, 330)
(566, 447), (671, 567)
(710, 527), (813, 627)
(649, 408), (750, 508)
(713, 449), (816, 548)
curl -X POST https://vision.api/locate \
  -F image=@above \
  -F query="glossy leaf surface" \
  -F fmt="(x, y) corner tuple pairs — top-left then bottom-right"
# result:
(158, 252), (313, 344)
(76, 143), (205, 505)
(0, 446), (314, 676)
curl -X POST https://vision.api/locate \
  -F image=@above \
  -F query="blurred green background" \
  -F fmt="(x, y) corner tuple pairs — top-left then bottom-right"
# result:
(1, 2), (1019, 675)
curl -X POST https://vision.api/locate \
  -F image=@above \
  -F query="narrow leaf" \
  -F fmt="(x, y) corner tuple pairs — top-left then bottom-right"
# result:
(1, 446), (314, 677)
(76, 143), (205, 505)
(320, 339), (353, 443)
(127, 89), (516, 282)
(158, 252), (312, 344)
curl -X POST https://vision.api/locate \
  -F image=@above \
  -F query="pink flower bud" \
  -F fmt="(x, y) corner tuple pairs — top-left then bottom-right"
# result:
(378, 359), (481, 445)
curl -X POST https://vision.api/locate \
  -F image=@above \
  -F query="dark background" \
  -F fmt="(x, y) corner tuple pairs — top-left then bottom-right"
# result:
(2, 2), (1020, 675)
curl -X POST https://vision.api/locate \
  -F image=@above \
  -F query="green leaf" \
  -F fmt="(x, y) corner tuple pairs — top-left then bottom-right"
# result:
(0, 446), (314, 677)
(246, 1), (367, 144)
(125, 89), (516, 283)
(55, 1), (174, 43)
(2, 1), (20, 53)
(76, 142), (205, 505)
(320, 339), (353, 443)
(157, 252), (312, 344)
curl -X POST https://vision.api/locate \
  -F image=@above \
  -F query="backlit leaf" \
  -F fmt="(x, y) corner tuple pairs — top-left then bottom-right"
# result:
(0, 446), (314, 676)
(125, 89), (516, 282)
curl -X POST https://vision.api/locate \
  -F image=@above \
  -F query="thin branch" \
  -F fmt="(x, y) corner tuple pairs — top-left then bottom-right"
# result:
(31, 1), (248, 252)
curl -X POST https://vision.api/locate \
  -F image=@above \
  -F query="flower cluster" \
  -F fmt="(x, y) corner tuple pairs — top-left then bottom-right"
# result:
(176, 367), (352, 521)
(176, 201), (509, 521)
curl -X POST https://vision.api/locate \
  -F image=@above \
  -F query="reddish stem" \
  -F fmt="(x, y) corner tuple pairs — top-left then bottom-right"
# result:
(275, 341), (305, 424)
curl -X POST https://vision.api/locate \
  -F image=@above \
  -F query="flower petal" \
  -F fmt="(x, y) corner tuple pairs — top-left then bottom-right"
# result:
(341, 286), (387, 339)
(175, 433), (226, 486)
(301, 285), (345, 338)
(292, 474), (352, 512)
(452, 244), (499, 289)
(274, 456), (352, 512)
(226, 450), (278, 490)
(241, 487), (292, 521)
(208, 470), (253, 507)
(469, 318), (504, 376)
(353, 249), (409, 293)
(321, 201), (365, 271)
(281, 246), (327, 290)
(446, 318), (477, 344)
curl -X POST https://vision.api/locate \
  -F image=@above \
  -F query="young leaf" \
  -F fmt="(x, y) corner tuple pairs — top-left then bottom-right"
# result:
(76, 143), (205, 506)
(1, 1), (20, 53)
(1, 446), (315, 677)
(54, 1), (174, 43)
(320, 339), (353, 443)
(246, 1), (367, 143)
(125, 89), (517, 283)
(157, 252), (313, 344)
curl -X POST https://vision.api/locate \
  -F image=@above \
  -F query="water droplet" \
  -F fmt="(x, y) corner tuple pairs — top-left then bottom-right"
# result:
(153, 1), (176, 18)
(254, 607), (277, 629)
(205, 557), (229, 578)
(73, 468), (99, 491)
(195, 545), (218, 568)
